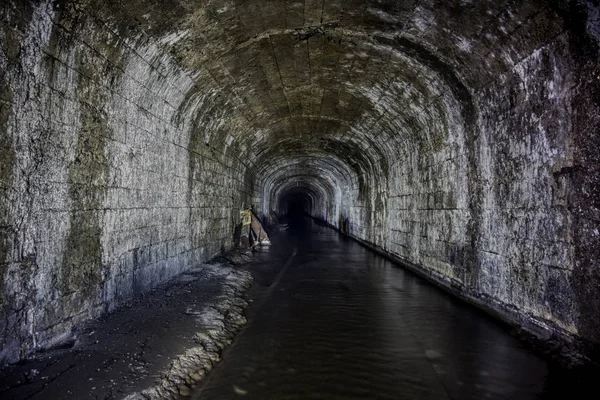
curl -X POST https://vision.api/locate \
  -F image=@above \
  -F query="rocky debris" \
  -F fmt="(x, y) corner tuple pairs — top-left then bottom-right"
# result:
(0, 258), (253, 400)
(127, 269), (252, 399)
(221, 249), (254, 266)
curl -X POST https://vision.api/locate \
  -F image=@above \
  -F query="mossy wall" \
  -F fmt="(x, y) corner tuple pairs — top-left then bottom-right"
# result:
(0, 0), (253, 364)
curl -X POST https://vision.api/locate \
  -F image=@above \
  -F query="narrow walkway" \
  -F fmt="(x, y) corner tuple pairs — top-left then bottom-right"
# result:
(0, 263), (252, 400)
(195, 219), (573, 400)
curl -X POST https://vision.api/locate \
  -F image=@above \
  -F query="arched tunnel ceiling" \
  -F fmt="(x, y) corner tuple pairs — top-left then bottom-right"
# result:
(1, 0), (599, 367)
(261, 154), (354, 214)
(173, 0), (477, 166)
(99, 0), (567, 199)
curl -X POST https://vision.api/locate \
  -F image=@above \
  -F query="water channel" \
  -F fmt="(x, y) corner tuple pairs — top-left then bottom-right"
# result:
(194, 218), (590, 400)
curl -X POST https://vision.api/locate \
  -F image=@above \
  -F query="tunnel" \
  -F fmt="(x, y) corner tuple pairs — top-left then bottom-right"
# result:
(0, 0), (599, 397)
(278, 189), (312, 217)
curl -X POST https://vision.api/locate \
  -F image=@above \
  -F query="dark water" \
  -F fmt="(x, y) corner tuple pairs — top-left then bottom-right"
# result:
(193, 218), (589, 399)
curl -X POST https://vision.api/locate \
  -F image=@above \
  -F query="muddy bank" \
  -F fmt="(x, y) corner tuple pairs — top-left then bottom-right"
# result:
(0, 254), (253, 400)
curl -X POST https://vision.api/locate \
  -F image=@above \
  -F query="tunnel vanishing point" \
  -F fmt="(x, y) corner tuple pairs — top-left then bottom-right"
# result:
(0, 0), (599, 367)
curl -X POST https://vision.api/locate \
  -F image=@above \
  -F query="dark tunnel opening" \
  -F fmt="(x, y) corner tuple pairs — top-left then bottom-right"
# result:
(278, 191), (313, 231)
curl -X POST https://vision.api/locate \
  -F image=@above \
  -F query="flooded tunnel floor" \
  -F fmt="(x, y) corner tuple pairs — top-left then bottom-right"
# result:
(194, 219), (588, 400)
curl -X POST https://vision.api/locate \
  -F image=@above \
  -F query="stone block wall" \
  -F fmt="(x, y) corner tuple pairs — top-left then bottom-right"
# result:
(1, 0), (598, 366)
(0, 1), (252, 363)
(343, 24), (600, 357)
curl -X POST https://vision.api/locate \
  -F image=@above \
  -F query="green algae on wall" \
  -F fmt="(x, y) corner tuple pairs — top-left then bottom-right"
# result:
(0, 8), (24, 314)
(59, 43), (115, 301)
(0, 79), (15, 313)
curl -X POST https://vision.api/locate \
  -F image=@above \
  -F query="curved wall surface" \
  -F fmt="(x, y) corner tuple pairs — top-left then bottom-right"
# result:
(0, 0), (598, 363)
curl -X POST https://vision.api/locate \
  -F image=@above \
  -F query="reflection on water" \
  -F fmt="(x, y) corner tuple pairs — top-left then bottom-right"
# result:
(194, 218), (591, 400)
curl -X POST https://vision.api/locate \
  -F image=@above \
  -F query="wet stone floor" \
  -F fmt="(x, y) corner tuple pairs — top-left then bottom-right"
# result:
(193, 218), (594, 400)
